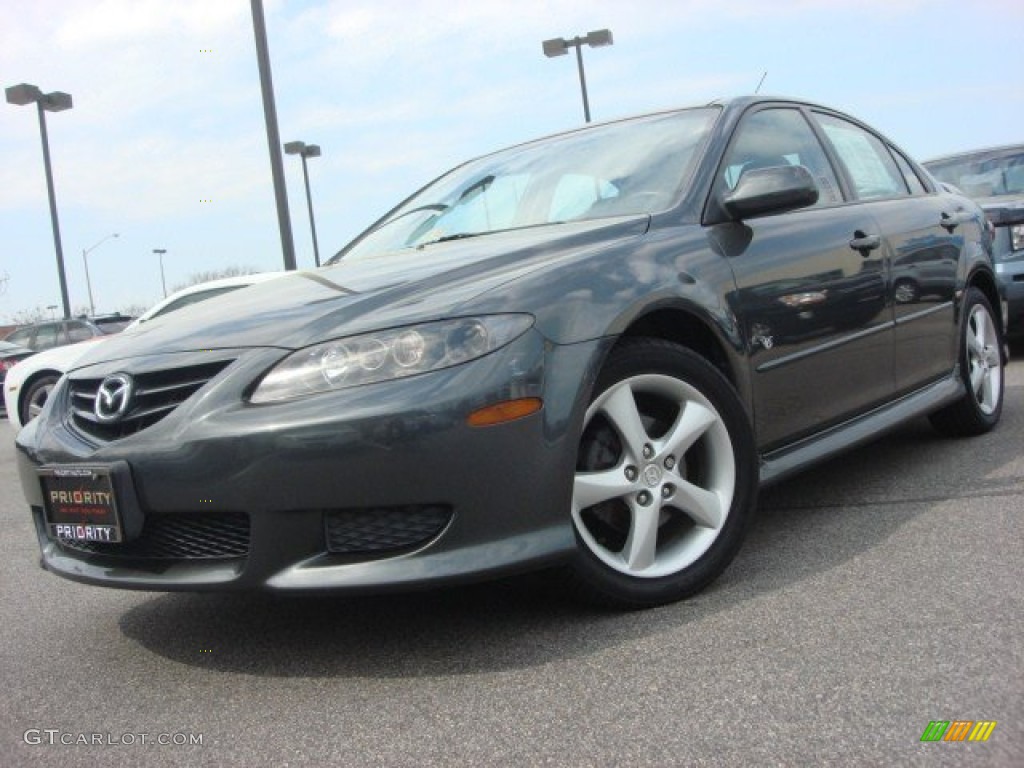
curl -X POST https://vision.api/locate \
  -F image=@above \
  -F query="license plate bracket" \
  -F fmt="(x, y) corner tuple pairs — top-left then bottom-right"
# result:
(39, 466), (123, 543)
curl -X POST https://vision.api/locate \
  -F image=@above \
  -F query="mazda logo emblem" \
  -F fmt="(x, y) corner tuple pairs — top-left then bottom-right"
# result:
(94, 373), (134, 423)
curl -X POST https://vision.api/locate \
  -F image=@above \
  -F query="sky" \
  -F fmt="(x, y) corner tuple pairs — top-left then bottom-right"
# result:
(2, 0), (1022, 323)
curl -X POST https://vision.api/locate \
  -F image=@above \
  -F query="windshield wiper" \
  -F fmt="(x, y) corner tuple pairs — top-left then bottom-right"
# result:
(416, 231), (483, 248)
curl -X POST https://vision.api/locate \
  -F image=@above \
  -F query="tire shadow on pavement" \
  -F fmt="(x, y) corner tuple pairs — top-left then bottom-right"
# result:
(117, 392), (1022, 679)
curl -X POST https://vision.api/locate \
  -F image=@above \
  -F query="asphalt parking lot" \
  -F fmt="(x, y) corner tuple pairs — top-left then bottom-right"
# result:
(1, 345), (1021, 767)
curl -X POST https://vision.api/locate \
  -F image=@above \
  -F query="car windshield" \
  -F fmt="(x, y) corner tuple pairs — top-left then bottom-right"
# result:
(925, 147), (1024, 198)
(331, 108), (718, 262)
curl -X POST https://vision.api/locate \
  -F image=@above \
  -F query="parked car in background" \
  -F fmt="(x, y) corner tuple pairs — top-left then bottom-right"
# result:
(4, 273), (282, 429)
(15, 96), (1005, 608)
(924, 144), (1024, 335)
(0, 340), (34, 417)
(3, 314), (133, 353)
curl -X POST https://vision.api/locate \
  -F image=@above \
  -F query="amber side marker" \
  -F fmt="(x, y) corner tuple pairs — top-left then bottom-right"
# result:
(467, 398), (543, 427)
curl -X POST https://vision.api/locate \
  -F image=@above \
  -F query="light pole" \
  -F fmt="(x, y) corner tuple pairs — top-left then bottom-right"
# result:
(152, 249), (168, 297)
(541, 29), (614, 123)
(82, 233), (119, 315)
(250, 0), (297, 272)
(6, 82), (74, 318)
(284, 141), (322, 267)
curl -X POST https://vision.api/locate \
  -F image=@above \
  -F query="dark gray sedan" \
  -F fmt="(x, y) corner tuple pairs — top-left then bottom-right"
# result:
(15, 96), (1005, 607)
(924, 144), (1024, 336)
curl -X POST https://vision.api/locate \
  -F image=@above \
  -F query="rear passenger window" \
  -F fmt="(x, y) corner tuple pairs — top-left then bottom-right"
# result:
(815, 113), (908, 200)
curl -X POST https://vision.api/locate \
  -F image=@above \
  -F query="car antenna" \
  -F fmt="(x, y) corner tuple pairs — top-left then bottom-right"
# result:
(754, 71), (767, 94)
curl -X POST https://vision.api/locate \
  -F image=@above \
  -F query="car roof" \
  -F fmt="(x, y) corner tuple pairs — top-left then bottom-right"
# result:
(923, 143), (1024, 165)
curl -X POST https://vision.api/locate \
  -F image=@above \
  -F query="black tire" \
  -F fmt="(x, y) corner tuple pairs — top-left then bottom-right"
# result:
(567, 338), (758, 608)
(929, 287), (1004, 437)
(20, 372), (60, 425)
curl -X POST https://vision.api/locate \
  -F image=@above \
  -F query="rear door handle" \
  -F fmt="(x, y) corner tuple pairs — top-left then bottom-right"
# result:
(849, 232), (881, 255)
(941, 211), (965, 232)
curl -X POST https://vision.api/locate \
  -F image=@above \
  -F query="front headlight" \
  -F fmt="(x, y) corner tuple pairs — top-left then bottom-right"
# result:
(250, 314), (534, 403)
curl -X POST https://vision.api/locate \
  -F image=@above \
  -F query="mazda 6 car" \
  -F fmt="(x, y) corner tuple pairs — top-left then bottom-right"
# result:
(15, 96), (1005, 608)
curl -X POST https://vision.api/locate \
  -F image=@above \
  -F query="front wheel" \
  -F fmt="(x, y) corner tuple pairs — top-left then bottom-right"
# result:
(929, 287), (1004, 437)
(20, 373), (60, 426)
(568, 339), (758, 608)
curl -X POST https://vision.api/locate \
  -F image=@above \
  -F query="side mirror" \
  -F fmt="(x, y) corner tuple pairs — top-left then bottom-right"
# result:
(721, 164), (819, 221)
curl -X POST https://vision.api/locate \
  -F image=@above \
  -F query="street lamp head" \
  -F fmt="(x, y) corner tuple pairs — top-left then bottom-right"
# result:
(41, 91), (73, 112)
(5, 84), (73, 111)
(152, 248), (167, 255)
(584, 29), (613, 48)
(5, 83), (42, 105)
(285, 141), (321, 158)
(542, 38), (568, 57)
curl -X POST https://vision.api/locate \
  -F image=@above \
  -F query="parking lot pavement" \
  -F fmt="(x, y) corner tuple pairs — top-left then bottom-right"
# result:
(0, 349), (1021, 767)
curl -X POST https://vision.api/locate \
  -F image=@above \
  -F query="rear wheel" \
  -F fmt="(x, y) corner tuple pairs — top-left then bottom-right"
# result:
(929, 287), (1003, 436)
(568, 339), (757, 608)
(20, 372), (59, 425)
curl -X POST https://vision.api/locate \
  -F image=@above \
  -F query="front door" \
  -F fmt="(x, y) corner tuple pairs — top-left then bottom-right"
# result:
(709, 106), (894, 450)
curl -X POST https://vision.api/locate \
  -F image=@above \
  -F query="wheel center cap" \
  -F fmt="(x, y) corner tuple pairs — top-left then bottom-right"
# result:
(643, 464), (663, 488)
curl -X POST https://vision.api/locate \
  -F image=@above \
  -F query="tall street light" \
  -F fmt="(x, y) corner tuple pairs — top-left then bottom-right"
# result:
(6, 82), (74, 318)
(153, 249), (168, 297)
(284, 141), (322, 267)
(250, 0), (297, 272)
(83, 232), (119, 316)
(541, 29), (614, 123)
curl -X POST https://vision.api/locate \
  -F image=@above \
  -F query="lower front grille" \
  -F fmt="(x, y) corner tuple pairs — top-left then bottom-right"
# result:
(58, 512), (250, 560)
(325, 505), (452, 555)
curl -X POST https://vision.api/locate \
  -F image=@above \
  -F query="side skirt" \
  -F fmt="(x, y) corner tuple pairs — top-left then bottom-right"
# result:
(758, 371), (965, 487)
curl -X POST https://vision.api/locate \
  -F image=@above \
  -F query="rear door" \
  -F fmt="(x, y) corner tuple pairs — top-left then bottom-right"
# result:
(812, 113), (960, 394)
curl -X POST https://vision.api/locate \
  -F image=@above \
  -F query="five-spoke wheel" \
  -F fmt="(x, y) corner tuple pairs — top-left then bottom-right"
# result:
(569, 339), (756, 607)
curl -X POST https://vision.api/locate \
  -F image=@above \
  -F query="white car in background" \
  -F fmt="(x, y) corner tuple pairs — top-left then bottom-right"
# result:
(4, 272), (283, 429)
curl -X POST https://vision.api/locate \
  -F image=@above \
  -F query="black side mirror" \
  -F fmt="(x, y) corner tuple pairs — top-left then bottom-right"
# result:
(721, 164), (819, 221)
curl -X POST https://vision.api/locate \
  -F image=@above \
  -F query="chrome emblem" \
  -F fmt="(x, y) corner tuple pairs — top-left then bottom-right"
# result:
(643, 464), (663, 488)
(94, 373), (134, 423)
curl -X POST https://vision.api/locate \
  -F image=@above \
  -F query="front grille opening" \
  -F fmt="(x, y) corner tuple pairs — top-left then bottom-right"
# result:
(56, 511), (250, 560)
(68, 360), (233, 442)
(324, 505), (453, 555)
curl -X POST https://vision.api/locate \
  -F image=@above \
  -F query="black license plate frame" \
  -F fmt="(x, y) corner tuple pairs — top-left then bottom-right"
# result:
(39, 465), (123, 543)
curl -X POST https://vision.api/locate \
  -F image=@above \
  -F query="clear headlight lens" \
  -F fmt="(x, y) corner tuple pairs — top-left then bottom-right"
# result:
(1011, 224), (1024, 252)
(251, 315), (534, 403)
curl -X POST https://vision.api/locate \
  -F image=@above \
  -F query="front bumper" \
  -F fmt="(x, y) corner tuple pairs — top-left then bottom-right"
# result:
(16, 330), (605, 592)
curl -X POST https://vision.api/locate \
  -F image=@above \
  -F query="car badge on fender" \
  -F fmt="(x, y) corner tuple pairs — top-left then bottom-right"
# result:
(94, 373), (134, 423)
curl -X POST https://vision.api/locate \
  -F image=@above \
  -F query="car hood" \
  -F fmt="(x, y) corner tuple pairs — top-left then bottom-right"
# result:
(74, 216), (649, 368)
(977, 194), (1024, 224)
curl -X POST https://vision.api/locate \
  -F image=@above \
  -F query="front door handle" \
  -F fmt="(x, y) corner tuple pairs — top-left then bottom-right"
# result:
(849, 232), (881, 255)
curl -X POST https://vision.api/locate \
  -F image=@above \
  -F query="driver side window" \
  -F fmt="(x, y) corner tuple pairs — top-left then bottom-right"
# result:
(720, 108), (842, 206)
